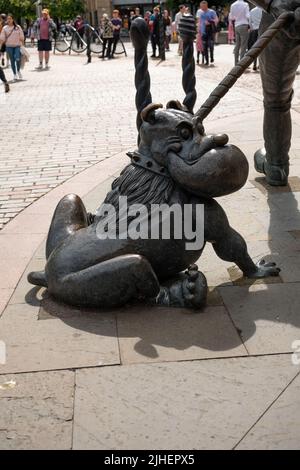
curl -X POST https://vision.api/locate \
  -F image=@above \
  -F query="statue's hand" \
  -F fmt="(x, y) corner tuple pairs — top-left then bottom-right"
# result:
(269, 1), (300, 38)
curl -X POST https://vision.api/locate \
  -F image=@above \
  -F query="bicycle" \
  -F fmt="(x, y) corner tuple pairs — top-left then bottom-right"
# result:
(54, 25), (87, 54)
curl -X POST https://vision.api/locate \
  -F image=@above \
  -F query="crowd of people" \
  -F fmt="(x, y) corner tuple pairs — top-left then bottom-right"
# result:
(0, 2), (265, 94)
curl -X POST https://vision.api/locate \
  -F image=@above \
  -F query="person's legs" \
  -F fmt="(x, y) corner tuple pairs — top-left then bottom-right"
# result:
(234, 26), (241, 65)
(248, 30), (259, 68)
(102, 38), (107, 58)
(111, 36), (119, 56)
(239, 25), (249, 61)
(202, 34), (208, 65)
(255, 12), (300, 185)
(106, 38), (112, 58)
(177, 34), (183, 55)
(151, 33), (156, 56)
(15, 46), (21, 72)
(6, 47), (16, 75)
(209, 34), (214, 62)
(45, 50), (50, 66)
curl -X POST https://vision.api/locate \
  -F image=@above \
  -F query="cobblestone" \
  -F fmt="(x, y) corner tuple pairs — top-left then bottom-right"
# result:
(0, 42), (299, 230)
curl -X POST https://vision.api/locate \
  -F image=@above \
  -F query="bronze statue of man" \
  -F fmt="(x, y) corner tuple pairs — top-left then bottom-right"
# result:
(251, 0), (300, 186)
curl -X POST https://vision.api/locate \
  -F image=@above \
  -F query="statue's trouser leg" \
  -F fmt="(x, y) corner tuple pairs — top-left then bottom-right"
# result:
(46, 194), (89, 259)
(259, 13), (300, 181)
(48, 254), (160, 308)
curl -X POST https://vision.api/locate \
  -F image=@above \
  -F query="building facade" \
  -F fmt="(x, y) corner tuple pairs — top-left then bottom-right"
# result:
(84, 0), (156, 26)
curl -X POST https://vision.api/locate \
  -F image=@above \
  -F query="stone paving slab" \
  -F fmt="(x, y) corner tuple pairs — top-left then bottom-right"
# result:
(73, 355), (298, 450)
(220, 283), (300, 355)
(0, 370), (74, 450)
(0, 302), (120, 373)
(117, 305), (247, 365)
(236, 372), (300, 450)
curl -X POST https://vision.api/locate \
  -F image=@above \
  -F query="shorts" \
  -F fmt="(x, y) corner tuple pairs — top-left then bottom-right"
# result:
(38, 39), (52, 51)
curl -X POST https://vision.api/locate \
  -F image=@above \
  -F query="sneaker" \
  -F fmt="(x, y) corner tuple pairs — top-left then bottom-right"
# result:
(4, 82), (9, 93)
(17, 71), (22, 80)
(13, 74), (18, 82)
(44, 64), (50, 70)
(35, 64), (43, 70)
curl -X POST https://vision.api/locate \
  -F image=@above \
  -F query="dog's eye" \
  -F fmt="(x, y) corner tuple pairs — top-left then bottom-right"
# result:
(180, 127), (192, 140)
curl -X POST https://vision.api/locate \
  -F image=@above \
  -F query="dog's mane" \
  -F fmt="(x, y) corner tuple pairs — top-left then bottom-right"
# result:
(94, 164), (175, 226)
(105, 163), (174, 206)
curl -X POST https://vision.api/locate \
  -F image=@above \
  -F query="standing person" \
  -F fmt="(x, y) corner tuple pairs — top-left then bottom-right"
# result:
(128, 11), (135, 31)
(33, 9), (56, 70)
(101, 14), (113, 60)
(197, 1), (218, 66)
(111, 10), (122, 59)
(149, 7), (160, 58)
(74, 15), (85, 49)
(196, 29), (203, 65)
(132, 8), (142, 20)
(248, 6), (262, 71)
(175, 4), (186, 56)
(0, 13), (24, 81)
(229, 0), (250, 65)
(163, 10), (172, 51)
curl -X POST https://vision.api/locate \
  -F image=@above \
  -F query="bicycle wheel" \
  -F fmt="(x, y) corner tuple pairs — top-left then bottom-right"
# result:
(70, 33), (87, 53)
(90, 31), (103, 54)
(114, 39), (127, 56)
(55, 32), (70, 53)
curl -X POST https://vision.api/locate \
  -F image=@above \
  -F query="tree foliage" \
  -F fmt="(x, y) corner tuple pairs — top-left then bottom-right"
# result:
(0, 0), (85, 21)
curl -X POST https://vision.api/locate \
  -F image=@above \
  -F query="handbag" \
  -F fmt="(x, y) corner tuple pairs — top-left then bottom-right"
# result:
(20, 45), (30, 69)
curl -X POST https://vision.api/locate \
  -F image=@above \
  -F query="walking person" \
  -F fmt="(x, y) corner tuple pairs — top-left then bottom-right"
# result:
(149, 7), (160, 58)
(74, 15), (85, 50)
(34, 9), (56, 70)
(0, 13), (24, 81)
(111, 10), (122, 59)
(101, 14), (114, 60)
(248, 6), (262, 71)
(175, 4), (186, 55)
(197, 1), (218, 66)
(229, 0), (250, 65)
(163, 10), (172, 51)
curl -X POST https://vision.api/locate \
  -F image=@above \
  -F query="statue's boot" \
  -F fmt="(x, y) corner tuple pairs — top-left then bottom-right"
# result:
(254, 148), (289, 186)
(254, 105), (290, 186)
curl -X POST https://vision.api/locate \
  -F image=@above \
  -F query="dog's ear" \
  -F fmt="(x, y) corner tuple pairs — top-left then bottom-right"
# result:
(166, 100), (190, 113)
(141, 103), (163, 124)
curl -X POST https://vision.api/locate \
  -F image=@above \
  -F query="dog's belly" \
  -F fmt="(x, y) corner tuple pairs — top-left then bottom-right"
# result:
(46, 225), (203, 281)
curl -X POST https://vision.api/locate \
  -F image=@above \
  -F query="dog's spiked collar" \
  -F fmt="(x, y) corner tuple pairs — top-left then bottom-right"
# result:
(127, 151), (171, 178)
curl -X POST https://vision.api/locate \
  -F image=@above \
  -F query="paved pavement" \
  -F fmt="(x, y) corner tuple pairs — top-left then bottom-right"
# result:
(0, 42), (300, 449)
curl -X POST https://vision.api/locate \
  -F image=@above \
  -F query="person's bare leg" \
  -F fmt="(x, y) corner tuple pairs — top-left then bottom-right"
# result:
(45, 51), (50, 67)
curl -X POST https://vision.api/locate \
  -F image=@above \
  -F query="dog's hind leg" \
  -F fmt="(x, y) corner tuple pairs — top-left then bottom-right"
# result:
(46, 194), (89, 259)
(28, 194), (89, 288)
(47, 254), (160, 308)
